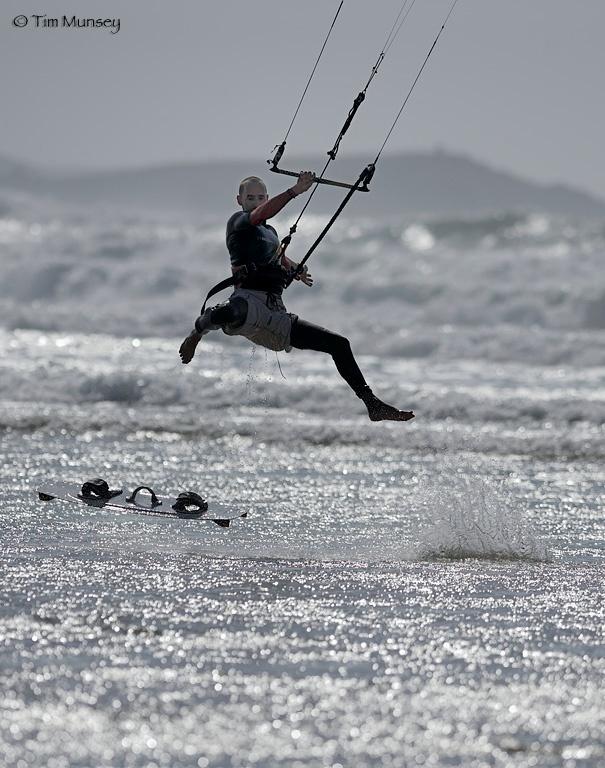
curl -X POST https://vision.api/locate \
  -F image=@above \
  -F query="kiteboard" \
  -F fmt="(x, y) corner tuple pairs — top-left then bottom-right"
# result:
(37, 478), (248, 527)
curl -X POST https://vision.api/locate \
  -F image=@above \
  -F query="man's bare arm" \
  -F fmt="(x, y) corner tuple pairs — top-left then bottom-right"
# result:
(249, 171), (315, 226)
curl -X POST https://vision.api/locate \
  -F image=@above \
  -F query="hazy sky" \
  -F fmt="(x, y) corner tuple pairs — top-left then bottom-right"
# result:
(2, 0), (604, 198)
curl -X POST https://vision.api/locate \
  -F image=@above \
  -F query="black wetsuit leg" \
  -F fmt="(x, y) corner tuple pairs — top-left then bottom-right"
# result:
(290, 319), (367, 395)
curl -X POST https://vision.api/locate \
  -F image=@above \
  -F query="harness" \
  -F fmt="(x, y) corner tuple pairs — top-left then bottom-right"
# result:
(200, 263), (295, 314)
(200, 264), (260, 314)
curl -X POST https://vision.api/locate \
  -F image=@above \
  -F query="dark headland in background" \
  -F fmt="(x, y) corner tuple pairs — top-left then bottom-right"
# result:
(1, 149), (604, 218)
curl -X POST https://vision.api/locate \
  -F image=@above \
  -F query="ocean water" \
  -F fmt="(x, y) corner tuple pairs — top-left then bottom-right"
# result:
(1, 197), (604, 766)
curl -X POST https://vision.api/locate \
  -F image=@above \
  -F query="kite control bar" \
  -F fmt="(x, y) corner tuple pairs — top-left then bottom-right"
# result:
(268, 153), (371, 192)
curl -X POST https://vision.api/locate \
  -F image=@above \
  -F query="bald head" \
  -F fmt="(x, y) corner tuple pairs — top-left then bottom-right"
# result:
(238, 176), (265, 196)
(237, 176), (268, 212)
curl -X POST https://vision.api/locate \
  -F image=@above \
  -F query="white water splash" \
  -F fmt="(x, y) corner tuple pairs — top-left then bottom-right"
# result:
(412, 473), (550, 562)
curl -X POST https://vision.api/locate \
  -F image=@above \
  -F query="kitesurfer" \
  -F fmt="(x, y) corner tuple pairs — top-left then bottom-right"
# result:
(179, 173), (414, 422)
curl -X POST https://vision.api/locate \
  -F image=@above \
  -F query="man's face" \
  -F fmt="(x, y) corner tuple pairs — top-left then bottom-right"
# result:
(238, 182), (268, 212)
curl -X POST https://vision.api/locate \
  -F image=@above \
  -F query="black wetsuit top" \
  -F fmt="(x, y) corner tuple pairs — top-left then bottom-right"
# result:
(226, 211), (286, 294)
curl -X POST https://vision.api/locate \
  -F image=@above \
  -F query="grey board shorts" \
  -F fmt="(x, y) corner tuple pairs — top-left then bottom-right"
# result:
(222, 288), (298, 353)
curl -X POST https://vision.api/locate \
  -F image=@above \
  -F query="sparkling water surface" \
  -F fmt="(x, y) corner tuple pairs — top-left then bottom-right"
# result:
(1, 329), (603, 767)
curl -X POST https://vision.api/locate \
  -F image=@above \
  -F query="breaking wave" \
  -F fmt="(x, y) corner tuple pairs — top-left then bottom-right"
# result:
(0, 202), (604, 365)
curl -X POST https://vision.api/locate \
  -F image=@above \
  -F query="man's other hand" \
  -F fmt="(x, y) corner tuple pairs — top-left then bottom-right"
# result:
(295, 265), (313, 287)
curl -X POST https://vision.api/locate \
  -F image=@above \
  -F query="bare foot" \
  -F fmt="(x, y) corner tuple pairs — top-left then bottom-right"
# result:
(179, 330), (201, 364)
(365, 396), (415, 423)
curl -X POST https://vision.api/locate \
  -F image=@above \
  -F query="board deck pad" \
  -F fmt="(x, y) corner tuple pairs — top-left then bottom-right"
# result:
(37, 481), (248, 526)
